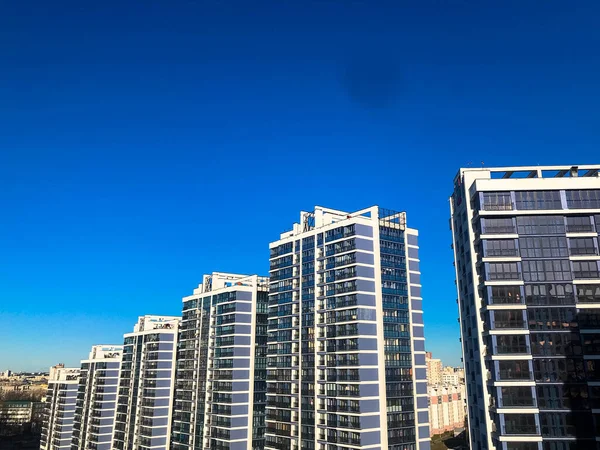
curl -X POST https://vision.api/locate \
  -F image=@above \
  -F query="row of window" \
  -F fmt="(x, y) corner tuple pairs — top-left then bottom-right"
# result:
(487, 260), (600, 281)
(481, 190), (600, 211)
(485, 236), (599, 258)
(487, 284), (600, 305)
(482, 215), (600, 235)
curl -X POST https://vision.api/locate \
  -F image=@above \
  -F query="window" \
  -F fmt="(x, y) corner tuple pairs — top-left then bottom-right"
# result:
(572, 261), (600, 279)
(515, 190), (562, 210)
(492, 310), (526, 329)
(565, 189), (600, 209)
(516, 216), (565, 235)
(534, 358), (585, 383)
(497, 360), (531, 380)
(495, 335), (528, 354)
(590, 387), (600, 409)
(579, 310), (600, 328)
(582, 333), (600, 355)
(527, 307), (577, 330)
(488, 286), (523, 304)
(530, 332), (581, 356)
(500, 386), (535, 407)
(539, 412), (594, 438)
(503, 414), (538, 435)
(586, 359), (600, 381)
(507, 444), (538, 450)
(577, 285), (600, 303)
(484, 239), (518, 257)
(481, 217), (516, 234)
(481, 192), (513, 211)
(487, 262), (521, 280)
(519, 236), (568, 258)
(542, 442), (589, 450)
(525, 283), (574, 305)
(566, 216), (594, 233)
(522, 260), (572, 282)
(569, 237), (598, 256)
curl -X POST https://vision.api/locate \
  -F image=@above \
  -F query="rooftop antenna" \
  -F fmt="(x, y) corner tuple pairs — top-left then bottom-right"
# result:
(481, 161), (485, 167)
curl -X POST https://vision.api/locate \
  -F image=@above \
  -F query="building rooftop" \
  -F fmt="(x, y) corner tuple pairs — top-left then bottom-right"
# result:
(457, 164), (600, 181)
(278, 205), (407, 240)
(190, 272), (269, 296)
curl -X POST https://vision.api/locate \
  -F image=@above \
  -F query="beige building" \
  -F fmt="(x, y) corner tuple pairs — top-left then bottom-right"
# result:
(428, 384), (466, 436)
(425, 352), (443, 385)
(441, 366), (464, 385)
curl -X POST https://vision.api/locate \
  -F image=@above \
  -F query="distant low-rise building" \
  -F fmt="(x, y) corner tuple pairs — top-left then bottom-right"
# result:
(428, 384), (466, 436)
(0, 400), (42, 426)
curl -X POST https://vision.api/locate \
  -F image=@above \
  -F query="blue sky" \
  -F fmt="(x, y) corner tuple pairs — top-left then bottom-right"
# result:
(1, 1), (599, 371)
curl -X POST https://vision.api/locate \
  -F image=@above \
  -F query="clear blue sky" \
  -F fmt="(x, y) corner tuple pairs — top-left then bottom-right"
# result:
(1, 1), (599, 371)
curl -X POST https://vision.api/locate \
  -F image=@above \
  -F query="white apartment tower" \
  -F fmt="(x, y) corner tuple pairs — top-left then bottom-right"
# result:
(450, 165), (600, 450)
(265, 206), (430, 450)
(71, 345), (123, 450)
(170, 272), (269, 450)
(41, 364), (81, 450)
(113, 315), (180, 450)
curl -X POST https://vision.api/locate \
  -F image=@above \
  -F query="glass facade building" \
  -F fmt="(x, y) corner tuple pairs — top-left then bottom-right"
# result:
(72, 345), (123, 450)
(170, 273), (269, 450)
(450, 165), (600, 450)
(265, 206), (429, 450)
(113, 315), (180, 450)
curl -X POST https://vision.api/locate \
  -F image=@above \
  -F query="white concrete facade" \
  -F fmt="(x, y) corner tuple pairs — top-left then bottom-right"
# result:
(171, 272), (269, 450)
(265, 206), (429, 450)
(40, 364), (81, 450)
(450, 165), (600, 450)
(112, 315), (180, 450)
(72, 345), (123, 450)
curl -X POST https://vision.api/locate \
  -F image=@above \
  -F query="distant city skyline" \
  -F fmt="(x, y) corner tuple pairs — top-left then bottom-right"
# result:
(3, 1), (600, 371)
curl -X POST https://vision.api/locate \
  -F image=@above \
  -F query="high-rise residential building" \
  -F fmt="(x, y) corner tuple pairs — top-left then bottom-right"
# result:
(450, 165), (600, 450)
(428, 384), (466, 436)
(113, 315), (180, 450)
(425, 353), (443, 386)
(170, 272), (269, 450)
(265, 206), (429, 450)
(72, 345), (123, 450)
(40, 364), (81, 450)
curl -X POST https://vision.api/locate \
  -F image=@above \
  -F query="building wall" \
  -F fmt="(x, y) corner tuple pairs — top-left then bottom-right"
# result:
(113, 315), (179, 450)
(0, 401), (35, 425)
(428, 385), (465, 436)
(450, 165), (600, 450)
(264, 206), (429, 450)
(72, 345), (123, 450)
(40, 365), (80, 450)
(171, 273), (268, 450)
(425, 355), (443, 386)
